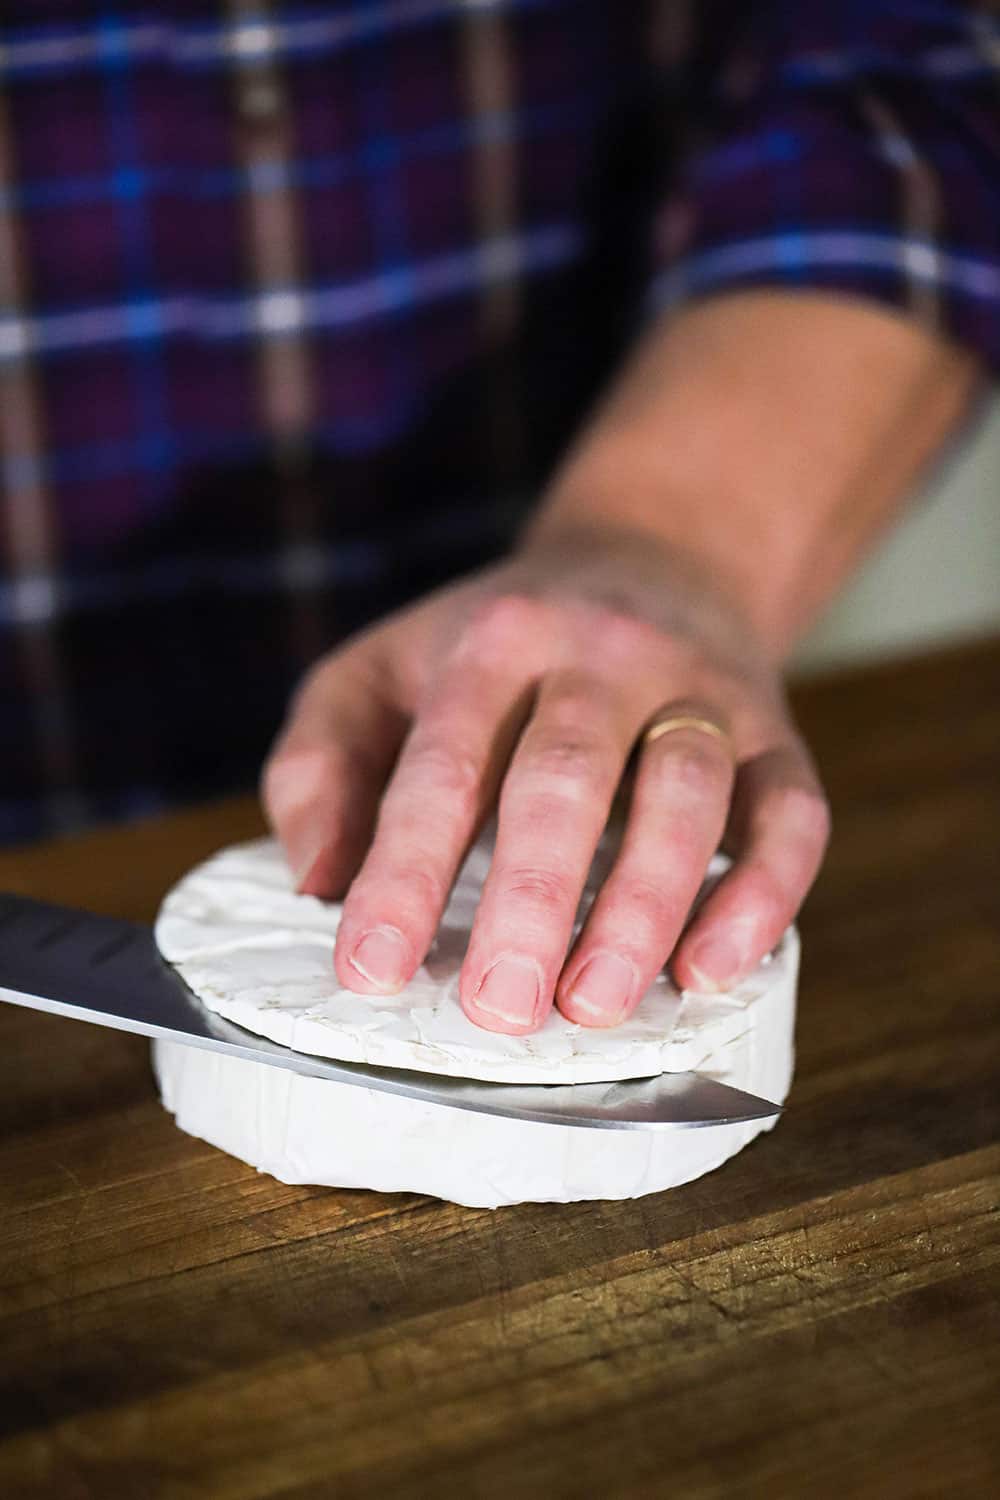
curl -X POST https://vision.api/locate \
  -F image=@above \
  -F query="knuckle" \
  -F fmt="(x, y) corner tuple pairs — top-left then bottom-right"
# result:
(582, 604), (695, 674)
(285, 648), (361, 720)
(499, 865), (573, 917)
(360, 861), (447, 919)
(404, 741), (482, 814)
(519, 734), (610, 800)
(654, 738), (731, 798)
(399, 862), (449, 915)
(591, 607), (656, 659)
(261, 742), (353, 815)
(463, 592), (547, 651)
(615, 874), (674, 935)
(737, 862), (792, 934)
(516, 682), (617, 800)
(763, 783), (832, 849)
(536, 680), (606, 737)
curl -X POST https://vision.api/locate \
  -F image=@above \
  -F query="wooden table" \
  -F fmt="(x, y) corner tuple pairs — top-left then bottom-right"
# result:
(0, 639), (997, 1499)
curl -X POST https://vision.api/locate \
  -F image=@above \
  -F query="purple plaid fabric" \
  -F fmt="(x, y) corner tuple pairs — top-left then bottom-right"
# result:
(1, 1), (998, 843)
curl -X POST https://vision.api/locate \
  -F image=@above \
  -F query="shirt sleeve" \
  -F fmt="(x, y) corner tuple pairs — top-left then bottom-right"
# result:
(648, 0), (1000, 372)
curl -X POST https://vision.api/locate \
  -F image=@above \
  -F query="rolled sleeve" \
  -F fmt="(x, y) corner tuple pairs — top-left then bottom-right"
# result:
(649, 1), (1000, 372)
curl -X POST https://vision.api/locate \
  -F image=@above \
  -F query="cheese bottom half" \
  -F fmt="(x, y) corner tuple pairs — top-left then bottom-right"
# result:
(151, 947), (796, 1209)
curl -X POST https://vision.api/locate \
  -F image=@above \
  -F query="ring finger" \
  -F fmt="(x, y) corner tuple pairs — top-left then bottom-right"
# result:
(557, 704), (735, 1026)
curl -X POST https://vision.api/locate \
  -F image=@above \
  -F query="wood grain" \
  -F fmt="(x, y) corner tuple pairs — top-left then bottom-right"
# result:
(0, 638), (997, 1499)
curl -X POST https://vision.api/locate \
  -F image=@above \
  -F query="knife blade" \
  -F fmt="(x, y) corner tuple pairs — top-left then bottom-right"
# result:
(0, 892), (780, 1130)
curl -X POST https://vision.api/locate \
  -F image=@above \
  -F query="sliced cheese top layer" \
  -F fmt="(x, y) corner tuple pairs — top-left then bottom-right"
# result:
(155, 835), (796, 1085)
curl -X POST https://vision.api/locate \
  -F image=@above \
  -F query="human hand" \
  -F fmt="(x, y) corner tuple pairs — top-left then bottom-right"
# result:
(262, 525), (829, 1035)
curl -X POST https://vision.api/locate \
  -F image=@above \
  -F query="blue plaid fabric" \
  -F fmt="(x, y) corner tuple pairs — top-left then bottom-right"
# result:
(1, 1), (998, 843)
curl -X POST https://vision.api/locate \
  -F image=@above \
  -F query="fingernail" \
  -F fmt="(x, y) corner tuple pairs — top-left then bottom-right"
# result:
(564, 951), (636, 1025)
(686, 926), (752, 990)
(472, 955), (542, 1028)
(348, 925), (410, 992)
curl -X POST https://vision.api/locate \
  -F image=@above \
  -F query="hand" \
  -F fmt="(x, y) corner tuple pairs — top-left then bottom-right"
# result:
(262, 525), (830, 1035)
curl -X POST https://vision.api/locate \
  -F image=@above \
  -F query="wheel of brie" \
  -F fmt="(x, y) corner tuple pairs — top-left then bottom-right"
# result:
(153, 833), (797, 1208)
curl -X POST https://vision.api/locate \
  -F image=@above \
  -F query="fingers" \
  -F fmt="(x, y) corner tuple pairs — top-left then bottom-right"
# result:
(556, 714), (735, 1027)
(267, 600), (828, 1038)
(459, 672), (635, 1035)
(671, 742), (831, 991)
(332, 660), (532, 996)
(261, 652), (408, 898)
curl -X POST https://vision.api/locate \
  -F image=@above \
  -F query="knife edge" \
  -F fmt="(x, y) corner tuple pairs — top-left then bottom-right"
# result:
(0, 893), (781, 1131)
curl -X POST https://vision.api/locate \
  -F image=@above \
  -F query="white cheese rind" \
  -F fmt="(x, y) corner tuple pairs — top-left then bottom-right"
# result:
(152, 833), (798, 1207)
(152, 963), (794, 1207)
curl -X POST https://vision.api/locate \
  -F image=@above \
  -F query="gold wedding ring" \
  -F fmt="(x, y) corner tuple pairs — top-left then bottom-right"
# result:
(640, 713), (732, 752)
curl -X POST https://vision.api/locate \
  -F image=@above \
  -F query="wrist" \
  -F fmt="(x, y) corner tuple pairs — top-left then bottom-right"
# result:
(512, 515), (776, 675)
(526, 290), (978, 662)
(525, 473), (794, 663)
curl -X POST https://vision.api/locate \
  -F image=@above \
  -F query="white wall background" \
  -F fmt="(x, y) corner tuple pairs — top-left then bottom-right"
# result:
(795, 397), (1000, 674)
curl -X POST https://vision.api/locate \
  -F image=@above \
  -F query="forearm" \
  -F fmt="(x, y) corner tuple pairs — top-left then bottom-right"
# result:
(526, 291), (981, 661)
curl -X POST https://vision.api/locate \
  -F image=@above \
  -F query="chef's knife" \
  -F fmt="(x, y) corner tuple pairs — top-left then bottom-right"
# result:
(0, 893), (780, 1130)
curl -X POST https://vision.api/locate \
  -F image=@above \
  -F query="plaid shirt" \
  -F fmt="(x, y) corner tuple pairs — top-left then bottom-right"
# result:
(2, 1), (999, 844)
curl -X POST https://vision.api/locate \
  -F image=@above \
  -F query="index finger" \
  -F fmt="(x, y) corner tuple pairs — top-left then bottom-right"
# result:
(331, 651), (532, 996)
(262, 651), (408, 897)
